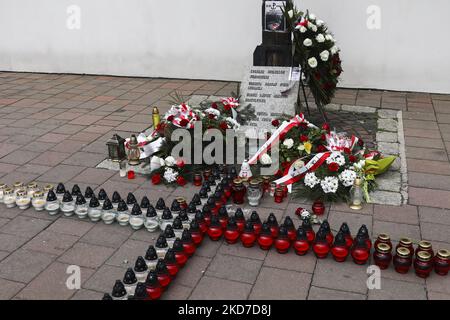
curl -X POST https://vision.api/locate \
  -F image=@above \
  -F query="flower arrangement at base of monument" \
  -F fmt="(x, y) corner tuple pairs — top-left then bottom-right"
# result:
(256, 114), (396, 203)
(140, 95), (255, 186)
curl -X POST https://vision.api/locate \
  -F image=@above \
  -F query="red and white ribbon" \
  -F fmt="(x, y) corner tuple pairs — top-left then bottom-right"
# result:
(273, 152), (331, 192)
(248, 114), (313, 165)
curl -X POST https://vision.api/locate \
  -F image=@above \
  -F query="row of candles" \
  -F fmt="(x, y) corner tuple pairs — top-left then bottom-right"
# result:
(103, 176), (449, 300)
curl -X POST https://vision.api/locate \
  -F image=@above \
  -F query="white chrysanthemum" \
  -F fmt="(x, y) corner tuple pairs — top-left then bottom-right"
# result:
(260, 153), (272, 165)
(225, 117), (240, 129)
(320, 176), (339, 194)
(205, 108), (220, 118)
(339, 169), (357, 187)
(299, 26), (307, 33)
(316, 20), (324, 27)
(326, 152), (346, 166)
(325, 34), (334, 41)
(164, 156), (176, 167)
(163, 167), (178, 183)
(309, 13), (316, 21)
(283, 138), (294, 149)
(304, 172), (321, 188)
(353, 160), (366, 171)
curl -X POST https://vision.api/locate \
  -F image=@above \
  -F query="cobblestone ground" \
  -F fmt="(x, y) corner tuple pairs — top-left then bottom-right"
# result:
(0, 72), (449, 300)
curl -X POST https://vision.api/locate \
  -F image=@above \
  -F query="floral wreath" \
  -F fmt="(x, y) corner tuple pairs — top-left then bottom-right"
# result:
(284, 3), (343, 107)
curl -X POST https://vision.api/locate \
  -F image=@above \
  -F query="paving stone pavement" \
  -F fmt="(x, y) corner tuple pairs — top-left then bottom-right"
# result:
(0, 72), (449, 300)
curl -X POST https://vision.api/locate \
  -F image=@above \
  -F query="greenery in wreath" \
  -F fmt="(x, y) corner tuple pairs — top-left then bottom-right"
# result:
(283, 2), (343, 107)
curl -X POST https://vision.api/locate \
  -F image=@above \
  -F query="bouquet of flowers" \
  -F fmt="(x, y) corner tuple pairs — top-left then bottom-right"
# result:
(270, 115), (395, 202)
(145, 96), (254, 186)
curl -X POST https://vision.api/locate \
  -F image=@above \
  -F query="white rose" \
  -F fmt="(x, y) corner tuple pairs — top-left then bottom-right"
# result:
(260, 153), (272, 165)
(303, 38), (313, 47)
(320, 50), (330, 61)
(309, 13), (316, 20)
(316, 19), (324, 27)
(325, 34), (334, 41)
(316, 34), (325, 43)
(288, 10), (294, 19)
(330, 46), (339, 55)
(164, 156), (176, 167)
(308, 57), (318, 68)
(283, 138), (294, 149)
(299, 26), (307, 33)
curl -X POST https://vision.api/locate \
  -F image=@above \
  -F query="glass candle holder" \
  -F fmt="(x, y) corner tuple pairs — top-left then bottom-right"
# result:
(75, 195), (88, 219)
(203, 169), (212, 181)
(32, 191), (46, 211)
(434, 249), (450, 276)
(349, 177), (364, 210)
(87, 197), (102, 222)
(45, 190), (60, 215)
(43, 184), (53, 199)
(247, 179), (262, 207)
(274, 187), (284, 203)
(396, 238), (414, 257)
(415, 240), (434, 257)
(414, 251), (433, 278)
(269, 182), (277, 197)
(12, 181), (24, 195)
(193, 173), (203, 186)
(26, 182), (39, 198)
(232, 178), (246, 205)
(373, 243), (392, 270)
(101, 199), (116, 225)
(15, 189), (31, 210)
(393, 247), (413, 274)
(374, 233), (392, 250)
(0, 183), (8, 204)
(60, 192), (75, 216)
(2, 187), (15, 208)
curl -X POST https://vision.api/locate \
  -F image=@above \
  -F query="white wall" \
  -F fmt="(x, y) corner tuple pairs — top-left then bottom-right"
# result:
(1, 0), (449, 93)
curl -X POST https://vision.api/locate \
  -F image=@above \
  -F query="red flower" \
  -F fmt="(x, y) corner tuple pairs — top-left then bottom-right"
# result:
(211, 102), (218, 109)
(167, 115), (174, 122)
(272, 119), (280, 127)
(208, 113), (215, 120)
(219, 121), (228, 130)
(176, 158), (185, 168)
(151, 174), (161, 185)
(328, 162), (339, 172)
(317, 145), (327, 152)
(343, 147), (351, 154)
(321, 134), (326, 141)
(298, 122), (308, 130)
(275, 169), (283, 177)
(349, 155), (357, 163)
(176, 176), (187, 186)
(281, 162), (290, 169)
(179, 119), (189, 127)
(358, 139), (364, 147)
(300, 135), (309, 142)
(223, 104), (231, 111)
(322, 123), (330, 133)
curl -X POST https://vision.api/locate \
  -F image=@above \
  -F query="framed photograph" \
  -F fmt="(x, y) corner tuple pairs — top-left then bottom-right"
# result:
(264, 1), (286, 32)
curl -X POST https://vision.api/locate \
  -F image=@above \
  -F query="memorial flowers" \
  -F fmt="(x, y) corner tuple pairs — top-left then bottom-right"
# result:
(270, 114), (396, 203)
(283, 3), (343, 107)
